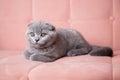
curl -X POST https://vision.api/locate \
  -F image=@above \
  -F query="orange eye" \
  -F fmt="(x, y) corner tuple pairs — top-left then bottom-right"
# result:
(41, 33), (47, 37)
(30, 32), (35, 37)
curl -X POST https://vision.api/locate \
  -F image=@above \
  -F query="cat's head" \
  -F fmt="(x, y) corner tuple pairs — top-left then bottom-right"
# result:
(26, 21), (57, 48)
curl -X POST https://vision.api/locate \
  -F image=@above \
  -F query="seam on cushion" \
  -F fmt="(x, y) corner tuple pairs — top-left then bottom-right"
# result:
(111, 57), (113, 80)
(31, 0), (33, 21)
(112, 57), (114, 80)
(112, 0), (113, 79)
(109, 58), (113, 80)
(112, 3), (113, 80)
(69, 0), (72, 27)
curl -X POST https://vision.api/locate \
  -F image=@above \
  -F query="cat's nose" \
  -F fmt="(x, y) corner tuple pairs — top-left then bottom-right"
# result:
(35, 39), (39, 42)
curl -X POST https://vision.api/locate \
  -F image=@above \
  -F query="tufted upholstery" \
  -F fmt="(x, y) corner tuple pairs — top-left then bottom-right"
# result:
(0, 0), (120, 80)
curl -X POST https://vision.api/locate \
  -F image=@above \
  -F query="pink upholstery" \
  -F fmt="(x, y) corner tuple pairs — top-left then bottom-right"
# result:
(0, 0), (120, 80)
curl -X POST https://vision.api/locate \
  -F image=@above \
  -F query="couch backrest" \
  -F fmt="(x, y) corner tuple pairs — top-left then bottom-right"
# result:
(0, 0), (120, 55)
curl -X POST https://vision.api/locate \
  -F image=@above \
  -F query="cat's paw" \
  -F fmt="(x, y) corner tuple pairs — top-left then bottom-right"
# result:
(30, 54), (56, 62)
(30, 54), (45, 61)
(24, 50), (32, 60)
(30, 54), (38, 61)
(67, 51), (78, 56)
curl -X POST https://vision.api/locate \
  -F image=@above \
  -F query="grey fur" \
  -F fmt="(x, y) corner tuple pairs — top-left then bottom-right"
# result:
(24, 21), (113, 62)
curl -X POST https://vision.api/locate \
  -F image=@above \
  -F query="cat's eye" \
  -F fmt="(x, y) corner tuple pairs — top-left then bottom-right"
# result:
(41, 33), (47, 37)
(30, 32), (35, 37)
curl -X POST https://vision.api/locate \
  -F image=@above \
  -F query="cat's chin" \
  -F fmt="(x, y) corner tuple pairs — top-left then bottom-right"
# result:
(32, 44), (45, 49)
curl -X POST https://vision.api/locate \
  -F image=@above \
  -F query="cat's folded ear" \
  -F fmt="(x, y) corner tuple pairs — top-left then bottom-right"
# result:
(49, 25), (55, 31)
(45, 23), (55, 31)
(46, 23), (56, 31)
(27, 22), (33, 27)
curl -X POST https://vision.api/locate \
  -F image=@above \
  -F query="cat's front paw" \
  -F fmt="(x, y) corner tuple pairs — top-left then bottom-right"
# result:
(30, 54), (43, 61)
(67, 51), (78, 56)
(30, 54), (56, 62)
(24, 50), (33, 60)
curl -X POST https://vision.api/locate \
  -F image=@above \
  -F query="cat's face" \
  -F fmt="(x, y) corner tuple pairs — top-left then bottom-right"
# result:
(26, 21), (57, 48)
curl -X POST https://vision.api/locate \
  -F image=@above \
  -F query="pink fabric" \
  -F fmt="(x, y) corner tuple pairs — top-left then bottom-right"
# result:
(113, 55), (120, 80)
(0, 0), (120, 52)
(0, 51), (42, 80)
(29, 55), (112, 80)
(0, 0), (120, 80)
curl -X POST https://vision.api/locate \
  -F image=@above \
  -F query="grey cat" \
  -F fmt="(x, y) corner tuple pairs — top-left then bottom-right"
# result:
(24, 21), (113, 62)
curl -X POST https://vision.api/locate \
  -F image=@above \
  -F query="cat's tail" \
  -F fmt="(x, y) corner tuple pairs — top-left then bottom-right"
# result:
(89, 45), (113, 57)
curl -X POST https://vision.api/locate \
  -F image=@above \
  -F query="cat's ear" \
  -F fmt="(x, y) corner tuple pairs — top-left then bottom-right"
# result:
(46, 23), (56, 31)
(49, 25), (55, 31)
(27, 22), (33, 27)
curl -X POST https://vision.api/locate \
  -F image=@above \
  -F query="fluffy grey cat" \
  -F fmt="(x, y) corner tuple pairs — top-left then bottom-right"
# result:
(24, 21), (113, 62)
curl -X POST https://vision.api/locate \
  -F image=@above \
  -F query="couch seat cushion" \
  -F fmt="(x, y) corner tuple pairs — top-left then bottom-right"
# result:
(0, 51), (41, 80)
(29, 55), (112, 80)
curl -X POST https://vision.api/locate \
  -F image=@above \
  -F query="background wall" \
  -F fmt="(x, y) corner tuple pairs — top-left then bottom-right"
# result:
(0, 0), (120, 55)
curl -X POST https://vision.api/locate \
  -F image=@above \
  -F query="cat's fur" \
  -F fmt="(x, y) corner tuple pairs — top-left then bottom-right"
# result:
(24, 21), (113, 62)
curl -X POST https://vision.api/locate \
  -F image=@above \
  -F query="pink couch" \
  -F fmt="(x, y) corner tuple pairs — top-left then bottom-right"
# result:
(0, 0), (120, 80)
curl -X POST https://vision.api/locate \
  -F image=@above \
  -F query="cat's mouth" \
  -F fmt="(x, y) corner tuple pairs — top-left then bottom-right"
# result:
(33, 42), (46, 48)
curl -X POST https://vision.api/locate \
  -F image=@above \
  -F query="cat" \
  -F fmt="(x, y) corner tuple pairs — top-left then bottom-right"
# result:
(24, 21), (113, 62)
